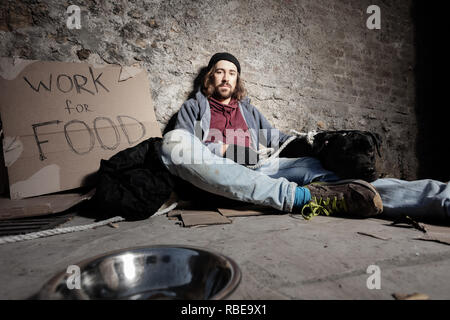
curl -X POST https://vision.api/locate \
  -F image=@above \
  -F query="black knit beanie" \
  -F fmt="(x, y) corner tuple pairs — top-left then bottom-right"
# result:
(207, 52), (241, 74)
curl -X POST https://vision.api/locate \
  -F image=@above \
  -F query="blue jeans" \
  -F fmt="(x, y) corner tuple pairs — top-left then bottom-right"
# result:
(160, 129), (450, 220)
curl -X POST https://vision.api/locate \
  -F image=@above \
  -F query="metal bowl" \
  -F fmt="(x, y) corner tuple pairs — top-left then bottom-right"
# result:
(37, 245), (241, 300)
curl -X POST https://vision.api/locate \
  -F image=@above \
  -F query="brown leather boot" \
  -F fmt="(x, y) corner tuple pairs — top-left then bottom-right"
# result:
(301, 179), (383, 220)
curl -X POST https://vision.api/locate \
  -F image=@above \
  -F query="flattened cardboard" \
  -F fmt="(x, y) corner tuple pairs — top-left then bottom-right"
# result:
(0, 190), (93, 221)
(167, 208), (203, 217)
(171, 205), (276, 223)
(180, 210), (231, 227)
(0, 57), (161, 200)
(168, 209), (185, 217)
(218, 205), (277, 217)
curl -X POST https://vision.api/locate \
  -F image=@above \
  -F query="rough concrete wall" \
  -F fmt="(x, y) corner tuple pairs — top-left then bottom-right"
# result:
(0, 0), (417, 179)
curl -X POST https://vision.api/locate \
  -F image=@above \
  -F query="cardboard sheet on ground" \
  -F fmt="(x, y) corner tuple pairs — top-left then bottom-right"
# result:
(0, 190), (93, 220)
(218, 205), (277, 217)
(169, 209), (231, 227)
(0, 57), (161, 200)
(169, 204), (278, 227)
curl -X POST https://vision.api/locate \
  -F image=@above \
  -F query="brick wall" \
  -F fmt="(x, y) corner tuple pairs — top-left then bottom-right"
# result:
(0, 0), (419, 179)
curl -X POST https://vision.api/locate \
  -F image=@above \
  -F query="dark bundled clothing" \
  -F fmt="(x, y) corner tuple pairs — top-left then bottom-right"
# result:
(90, 137), (177, 221)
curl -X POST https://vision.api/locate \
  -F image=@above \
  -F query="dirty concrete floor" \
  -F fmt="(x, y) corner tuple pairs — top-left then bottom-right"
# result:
(0, 212), (449, 300)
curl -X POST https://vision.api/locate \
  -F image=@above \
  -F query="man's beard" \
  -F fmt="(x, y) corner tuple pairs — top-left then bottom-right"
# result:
(213, 84), (234, 100)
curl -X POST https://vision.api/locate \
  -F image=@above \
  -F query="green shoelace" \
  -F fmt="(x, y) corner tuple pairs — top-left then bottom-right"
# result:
(301, 196), (348, 220)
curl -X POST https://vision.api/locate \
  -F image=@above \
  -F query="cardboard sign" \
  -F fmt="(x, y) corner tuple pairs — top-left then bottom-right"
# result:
(0, 58), (161, 199)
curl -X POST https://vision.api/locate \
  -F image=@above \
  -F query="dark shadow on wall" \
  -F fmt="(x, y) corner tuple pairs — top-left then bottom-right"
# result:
(413, 1), (448, 181)
(162, 113), (179, 136)
(162, 67), (208, 136)
(187, 67), (208, 100)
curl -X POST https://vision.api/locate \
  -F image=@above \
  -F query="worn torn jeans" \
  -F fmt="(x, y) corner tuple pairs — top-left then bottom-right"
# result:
(160, 129), (450, 221)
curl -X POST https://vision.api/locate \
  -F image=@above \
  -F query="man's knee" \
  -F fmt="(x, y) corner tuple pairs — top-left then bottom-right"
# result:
(162, 129), (204, 165)
(161, 129), (191, 154)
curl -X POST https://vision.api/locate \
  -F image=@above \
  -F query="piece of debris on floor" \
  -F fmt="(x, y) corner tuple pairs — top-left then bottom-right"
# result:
(108, 223), (119, 229)
(356, 231), (391, 241)
(388, 215), (450, 245)
(392, 292), (430, 300)
(414, 224), (450, 245)
(389, 216), (427, 233)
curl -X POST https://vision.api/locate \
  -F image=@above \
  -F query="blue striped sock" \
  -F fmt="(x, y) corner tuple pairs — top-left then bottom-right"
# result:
(293, 187), (312, 208)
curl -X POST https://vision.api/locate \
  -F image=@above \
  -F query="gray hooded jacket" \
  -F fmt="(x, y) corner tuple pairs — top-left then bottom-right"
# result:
(173, 90), (292, 156)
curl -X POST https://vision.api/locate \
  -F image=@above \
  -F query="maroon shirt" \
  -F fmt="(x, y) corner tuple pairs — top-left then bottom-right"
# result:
(205, 97), (252, 147)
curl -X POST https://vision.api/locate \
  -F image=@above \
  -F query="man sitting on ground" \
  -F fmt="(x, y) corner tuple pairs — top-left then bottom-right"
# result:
(160, 52), (383, 218)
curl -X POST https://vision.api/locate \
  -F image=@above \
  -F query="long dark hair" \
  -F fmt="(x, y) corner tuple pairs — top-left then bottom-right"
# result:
(202, 65), (247, 101)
